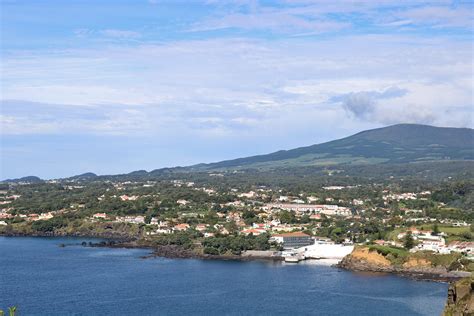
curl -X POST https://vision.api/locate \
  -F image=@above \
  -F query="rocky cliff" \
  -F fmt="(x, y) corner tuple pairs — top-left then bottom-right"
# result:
(337, 247), (471, 281)
(443, 277), (474, 316)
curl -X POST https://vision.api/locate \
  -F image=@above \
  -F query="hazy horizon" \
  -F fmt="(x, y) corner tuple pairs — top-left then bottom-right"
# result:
(1, 0), (473, 179)
(2, 122), (473, 180)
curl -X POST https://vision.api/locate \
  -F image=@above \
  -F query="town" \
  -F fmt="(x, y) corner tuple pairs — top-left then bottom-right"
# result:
(0, 172), (473, 266)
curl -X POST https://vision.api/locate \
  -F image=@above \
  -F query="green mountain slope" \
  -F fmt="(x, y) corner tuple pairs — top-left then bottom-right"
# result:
(189, 124), (474, 171)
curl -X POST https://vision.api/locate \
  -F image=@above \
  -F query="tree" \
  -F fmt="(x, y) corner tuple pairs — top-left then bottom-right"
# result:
(404, 231), (415, 250)
(144, 214), (152, 224)
(432, 223), (440, 236)
(254, 233), (270, 250)
(224, 221), (238, 235)
(278, 210), (296, 224)
(203, 211), (218, 225)
(300, 214), (310, 224)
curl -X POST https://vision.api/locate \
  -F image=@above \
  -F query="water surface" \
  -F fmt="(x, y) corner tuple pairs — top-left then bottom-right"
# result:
(0, 237), (448, 315)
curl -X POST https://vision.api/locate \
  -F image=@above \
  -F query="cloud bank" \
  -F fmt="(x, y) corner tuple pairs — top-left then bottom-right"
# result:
(1, 0), (472, 178)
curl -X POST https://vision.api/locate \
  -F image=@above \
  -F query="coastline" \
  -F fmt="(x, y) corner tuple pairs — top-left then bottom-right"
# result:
(0, 230), (135, 240)
(2, 236), (451, 316)
(336, 249), (472, 283)
(337, 261), (470, 283)
(4, 234), (468, 312)
(0, 233), (283, 262)
(2, 233), (468, 281)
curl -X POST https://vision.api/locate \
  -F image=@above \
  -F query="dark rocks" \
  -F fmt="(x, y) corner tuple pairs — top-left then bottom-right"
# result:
(337, 253), (470, 282)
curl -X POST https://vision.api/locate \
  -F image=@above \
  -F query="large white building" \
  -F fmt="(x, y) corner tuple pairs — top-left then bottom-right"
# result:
(264, 203), (351, 217)
(270, 232), (313, 249)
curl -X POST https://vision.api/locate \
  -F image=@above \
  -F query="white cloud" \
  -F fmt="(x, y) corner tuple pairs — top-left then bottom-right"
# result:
(1, 34), (472, 139)
(395, 6), (473, 28)
(193, 0), (473, 35)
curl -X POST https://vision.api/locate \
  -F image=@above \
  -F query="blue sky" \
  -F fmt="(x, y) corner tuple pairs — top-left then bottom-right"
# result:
(1, 0), (473, 179)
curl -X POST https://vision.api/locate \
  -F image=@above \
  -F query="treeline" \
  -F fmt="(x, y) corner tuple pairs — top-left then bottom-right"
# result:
(202, 233), (274, 255)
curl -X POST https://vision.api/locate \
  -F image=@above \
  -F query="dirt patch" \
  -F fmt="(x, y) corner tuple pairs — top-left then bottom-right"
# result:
(403, 258), (431, 269)
(351, 247), (391, 267)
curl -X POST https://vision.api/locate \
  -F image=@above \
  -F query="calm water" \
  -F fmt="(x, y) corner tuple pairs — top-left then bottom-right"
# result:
(1, 237), (448, 316)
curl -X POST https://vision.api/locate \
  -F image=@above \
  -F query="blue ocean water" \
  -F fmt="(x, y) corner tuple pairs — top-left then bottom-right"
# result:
(0, 237), (448, 315)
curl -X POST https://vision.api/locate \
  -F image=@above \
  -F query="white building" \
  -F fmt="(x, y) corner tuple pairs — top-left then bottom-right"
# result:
(176, 199), (189, 206)
(238, 191), (256, 198)
(447, 241), (474, 254)
(416, 238), (446, 252)
(116, 216), (145, 224)
(264, 203), (351, 217)
(92, 213), (107, 220)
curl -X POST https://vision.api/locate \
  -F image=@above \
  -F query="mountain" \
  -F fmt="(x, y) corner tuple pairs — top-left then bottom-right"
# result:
(188, 124), (474, 171)
(3, 124), (472, 182)
(66, 172), (98, 181)
(1, 176), (44, 183)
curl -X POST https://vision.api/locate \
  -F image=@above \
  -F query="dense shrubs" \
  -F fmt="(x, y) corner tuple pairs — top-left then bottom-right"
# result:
(152, 231), (195, 249)
(203, 234), (271, 255)
(368, 245), (408, 259)
(31, 217), (68, 232)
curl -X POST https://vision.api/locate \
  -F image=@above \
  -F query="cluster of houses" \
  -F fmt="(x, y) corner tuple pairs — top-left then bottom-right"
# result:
(119, 195), (139, 201)
(1, 181), (472, 261)
(241, 221), (316, 236)
(0, 210), (58, 223)
(25, 212), (56, 222)
(383, 191), (431, 201)
(395, 227), (473, 255)
(448, 241), (474, 254)
(263, 203), (352, 217)
(88, 208), (322, 242)
(147, 221), (229, 237)
(0, 211), (58, 222)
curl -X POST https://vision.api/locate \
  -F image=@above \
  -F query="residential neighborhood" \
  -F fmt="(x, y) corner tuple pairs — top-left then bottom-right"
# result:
(0, 174), (472, 264)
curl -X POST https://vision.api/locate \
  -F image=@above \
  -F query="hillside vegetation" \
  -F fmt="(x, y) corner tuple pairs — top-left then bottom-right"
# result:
(188, 124), (474, 171)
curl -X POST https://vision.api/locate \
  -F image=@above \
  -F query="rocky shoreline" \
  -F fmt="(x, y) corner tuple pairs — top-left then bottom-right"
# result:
(0, 230), (135, 240)
(2, 233), (470, 282)
(4, 234), (471, 313)
(1, 232), (284, 261)
(336, 250), (472, 282)
(106, 241), (284, 262)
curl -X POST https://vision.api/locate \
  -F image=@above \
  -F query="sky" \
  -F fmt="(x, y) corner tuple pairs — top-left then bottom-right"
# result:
(1, 0), (473, 179)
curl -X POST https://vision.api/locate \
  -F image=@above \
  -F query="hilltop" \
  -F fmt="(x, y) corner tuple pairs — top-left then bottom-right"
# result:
(2, 124), (473, 183)
(188, 124), (474, 171)
(1, 176), (44, 184)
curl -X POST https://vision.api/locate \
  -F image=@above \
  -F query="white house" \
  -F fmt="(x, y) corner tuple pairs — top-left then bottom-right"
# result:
(447, 241), (474, 254)
(176, 199), (189, 206)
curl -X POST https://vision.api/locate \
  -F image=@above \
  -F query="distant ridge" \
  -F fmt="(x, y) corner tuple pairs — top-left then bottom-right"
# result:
(1, 176), (43, 183)
(2, 124), (473, 181)
(66, 172), (98, 181)
(187, 124), (474, 171)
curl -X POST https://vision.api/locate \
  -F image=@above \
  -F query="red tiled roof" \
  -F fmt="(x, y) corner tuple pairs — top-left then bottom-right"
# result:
(242, 229), (264, 233)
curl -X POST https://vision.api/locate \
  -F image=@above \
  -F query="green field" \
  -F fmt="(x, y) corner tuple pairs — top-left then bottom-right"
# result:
(388, 225), (470, 241)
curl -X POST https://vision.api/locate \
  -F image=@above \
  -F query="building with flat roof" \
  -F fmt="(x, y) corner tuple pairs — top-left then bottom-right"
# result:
(264, 203), (351, 217)
(271, 232), (313, 249)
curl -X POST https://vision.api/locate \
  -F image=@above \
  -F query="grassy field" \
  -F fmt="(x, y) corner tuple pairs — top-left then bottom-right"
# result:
(387, 225), (470, 241)
(367, 245), (463, 268)
(414, 223), (470, 234)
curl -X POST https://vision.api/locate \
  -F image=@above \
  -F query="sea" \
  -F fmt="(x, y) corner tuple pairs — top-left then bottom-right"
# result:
(0, 237), (448, 315)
